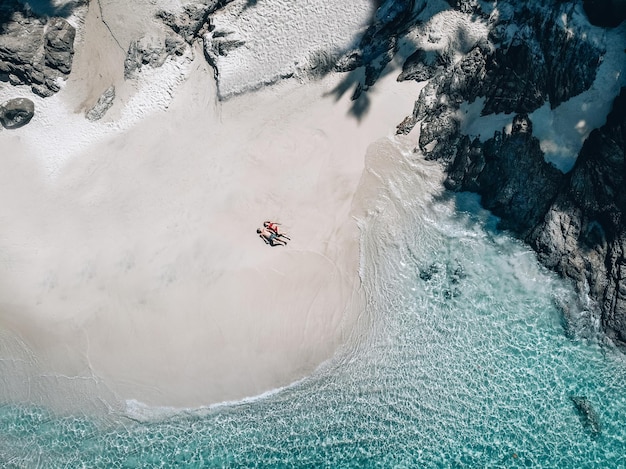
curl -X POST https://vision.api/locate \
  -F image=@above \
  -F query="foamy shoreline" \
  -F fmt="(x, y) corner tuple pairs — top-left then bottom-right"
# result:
(0, 0), (422, 412)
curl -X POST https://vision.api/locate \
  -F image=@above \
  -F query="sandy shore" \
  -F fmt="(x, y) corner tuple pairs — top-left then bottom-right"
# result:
(0, 1), (420, 411)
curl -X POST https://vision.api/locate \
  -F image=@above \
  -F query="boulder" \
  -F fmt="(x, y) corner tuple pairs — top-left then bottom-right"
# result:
(0, 98), (35, 129)
(86, 86), (115, 121)
(44, 17), (76, 75)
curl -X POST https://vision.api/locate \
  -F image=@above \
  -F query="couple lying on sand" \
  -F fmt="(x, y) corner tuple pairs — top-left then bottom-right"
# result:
(257, 221), (290, 247)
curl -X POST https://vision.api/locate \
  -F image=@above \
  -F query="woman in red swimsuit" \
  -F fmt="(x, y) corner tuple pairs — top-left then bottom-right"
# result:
(264, 221), (290, 240)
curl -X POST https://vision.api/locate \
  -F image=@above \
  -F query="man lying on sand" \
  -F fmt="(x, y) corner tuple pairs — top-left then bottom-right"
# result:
(257, 227), (287, 247)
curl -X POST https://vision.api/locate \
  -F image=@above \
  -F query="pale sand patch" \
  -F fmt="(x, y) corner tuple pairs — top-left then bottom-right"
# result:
(0, 22), (421, 412)
(63, 0), (126, 114)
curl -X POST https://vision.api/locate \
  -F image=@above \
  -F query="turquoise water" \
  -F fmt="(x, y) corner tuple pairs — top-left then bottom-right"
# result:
(2, 144), (626, 467)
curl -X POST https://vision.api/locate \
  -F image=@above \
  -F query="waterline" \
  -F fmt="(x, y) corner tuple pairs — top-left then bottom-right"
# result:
(2, 142), (626, 467)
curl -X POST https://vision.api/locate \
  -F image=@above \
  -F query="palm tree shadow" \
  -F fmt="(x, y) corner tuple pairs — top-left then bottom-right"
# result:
(319, 0), (435, 122)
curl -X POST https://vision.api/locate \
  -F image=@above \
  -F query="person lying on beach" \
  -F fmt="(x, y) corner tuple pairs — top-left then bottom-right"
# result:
(263, 221), (290, 240)
(257, 227), (287, 246)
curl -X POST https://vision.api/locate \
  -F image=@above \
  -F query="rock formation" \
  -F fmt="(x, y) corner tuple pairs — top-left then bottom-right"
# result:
(0, 97), (34, 128)
(330, 0), (626, 347)
(156, 0), (240, 82)
(85, 85), (115, 121)
(529, 89), (626, 346)
(391, 1), (626, 348)
(0, 0), (77, 97)
(444, 114), (565, 236)
(123, 36), (186, 79)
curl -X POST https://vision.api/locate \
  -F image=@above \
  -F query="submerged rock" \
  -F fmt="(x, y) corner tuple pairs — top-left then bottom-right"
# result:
(0, 97), (35, 129)
(570, 396), (602, 436)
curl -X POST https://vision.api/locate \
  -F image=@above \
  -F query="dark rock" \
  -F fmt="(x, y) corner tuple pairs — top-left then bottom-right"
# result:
(124, 36), (185, 79)
(44, 17), (76, 75)
(439, 86), (626, 347)
(583, 0), (626, 27)
(419, 263), (440, 281)
(0, 97), (35, 129)
(528, 88), (626, 346)
(86, 86), (115, 121)
(0, 1), (76, 96)
(445, 115), (565, 237)
(570, 396), (602, 436)
(397, 49), (443, 82)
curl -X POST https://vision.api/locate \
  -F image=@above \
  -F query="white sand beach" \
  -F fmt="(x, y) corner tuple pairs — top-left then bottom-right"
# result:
(0, 0), (421, 410)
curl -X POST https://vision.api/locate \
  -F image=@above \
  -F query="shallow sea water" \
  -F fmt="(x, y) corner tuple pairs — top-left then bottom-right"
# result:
(2, 141), (626, 468)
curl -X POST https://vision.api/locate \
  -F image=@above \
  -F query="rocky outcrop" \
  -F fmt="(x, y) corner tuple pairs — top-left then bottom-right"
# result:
(438, 85), (626, 347)
(410, 0), (626, 347)
(122, 1), (239, 81)
(123, 36), (186, 79)
(0, 1), (77, 97)
(445, 114), (565, 236)
(528, 88), (626, 346)
(344, 0), (626, 347)
(395, 3), (603, 162)
(0, 97), (35, 129)
(85, 85), (115, 121)
(156, 0), (239, 81)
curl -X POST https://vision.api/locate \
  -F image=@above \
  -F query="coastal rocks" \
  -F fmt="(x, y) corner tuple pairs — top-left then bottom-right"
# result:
(44, 17), (76, 75)
(376, 0), (626, 347)
(528, 88), (626, 346)
(441, 87), (626, 347)
(397, 48), (445, 82)
(0, 97), (35, 129)
(85, 86), (115, 121)
(0, 1), (77, 97)
(480, 11), (602, 115)
(123, 36), (185, 79)
(157, 3), (225, 44)
(445, 114), (564, 237)
(394, 1), (604, 163)
(156, 0), (237, 80)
